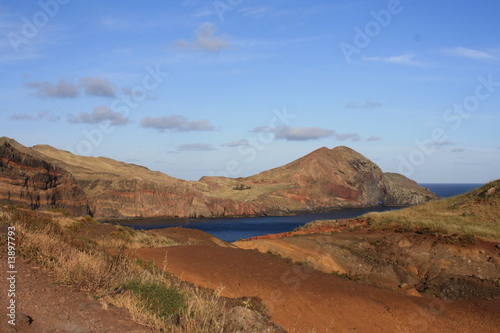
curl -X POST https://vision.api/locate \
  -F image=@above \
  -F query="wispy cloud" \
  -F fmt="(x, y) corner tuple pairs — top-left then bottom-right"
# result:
(253, 125), (361, 142)
(140, 115), (214, 132)
(451, 147), (467, 153)
(174, 22), (228, 53)
(442, 47), (497, 62)
(366, 136), (382, 142)
(68, 106), (130, 126)
(25, 76), (117, 99)
(346, 101), (382, 109)
(237, 6), (269, 19)
(363, 54), (425, 67)
(0, 15), (68, 64)
(334, 132), (362, 142)
(9, 110), (60, 122)
(224, 140), (248, 147)
(176, 143), (216, 152)
(25, 78), (79, 98)
(274, 126), (335, 141)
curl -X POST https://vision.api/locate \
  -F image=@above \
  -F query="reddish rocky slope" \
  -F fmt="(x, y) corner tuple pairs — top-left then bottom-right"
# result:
(1, 137), (438, 219)
(0, 138), (90, 216)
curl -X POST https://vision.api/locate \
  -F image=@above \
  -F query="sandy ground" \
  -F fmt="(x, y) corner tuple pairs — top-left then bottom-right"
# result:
(0, 254), (150, 333)
(130, 245), (500, 333)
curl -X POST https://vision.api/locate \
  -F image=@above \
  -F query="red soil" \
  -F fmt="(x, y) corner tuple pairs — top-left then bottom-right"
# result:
(130, 245), (500, 333)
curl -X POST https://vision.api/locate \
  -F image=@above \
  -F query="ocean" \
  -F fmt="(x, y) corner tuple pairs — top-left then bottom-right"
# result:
(120, 183), (484, 242)
(419, 183), (483, 199)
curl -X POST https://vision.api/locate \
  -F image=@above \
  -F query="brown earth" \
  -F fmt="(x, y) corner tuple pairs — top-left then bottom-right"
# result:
(0, 254), (150, 333)
(129, 244), (500, 333)
(146, 226), (234, 247)
(235, 225), (500, 300)
(1, 137), (438, 220)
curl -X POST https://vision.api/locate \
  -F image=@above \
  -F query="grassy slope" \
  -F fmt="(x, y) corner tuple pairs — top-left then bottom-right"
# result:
(31, 144), (185, 184)
(0, 207), (253, 332)
(363, 180), (500, 242)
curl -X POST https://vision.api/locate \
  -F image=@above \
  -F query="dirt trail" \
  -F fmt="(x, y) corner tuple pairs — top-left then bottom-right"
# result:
(0, 255), (150, 333)
(131, 245), (500, 333)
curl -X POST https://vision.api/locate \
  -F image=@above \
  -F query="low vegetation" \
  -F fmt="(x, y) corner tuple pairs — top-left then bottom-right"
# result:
(363, 180), (500, 242)
(0, 206), (251, 332)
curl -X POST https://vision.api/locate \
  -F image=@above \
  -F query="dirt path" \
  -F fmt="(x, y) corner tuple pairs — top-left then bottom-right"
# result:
(0, 255), (150, 333)
(131, 245), (500, 333)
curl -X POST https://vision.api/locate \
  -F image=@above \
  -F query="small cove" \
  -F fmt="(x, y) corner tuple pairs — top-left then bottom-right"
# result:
(116, 183), (483, 242)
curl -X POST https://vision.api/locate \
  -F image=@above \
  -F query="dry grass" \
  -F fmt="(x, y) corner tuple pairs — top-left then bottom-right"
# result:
(363, 180), (500, 242)
(0, 206), (248, 332)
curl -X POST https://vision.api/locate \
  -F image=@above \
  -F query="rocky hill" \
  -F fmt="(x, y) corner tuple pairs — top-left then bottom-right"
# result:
(0, 138), (91, 216)
(199, 146), (438, 211)
(0, 138), (438, 219)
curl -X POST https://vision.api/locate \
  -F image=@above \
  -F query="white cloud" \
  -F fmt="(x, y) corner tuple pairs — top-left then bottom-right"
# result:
(346, 101), (382, 109)
(252, 125), (361, 142)
(224, 140), (248, 147)
(25, 78), (79, 98)
(9, 110), (60, 122)
(25, 76), (117, 99)
(442, 47), (497, 62)
(177, 143), (216, 152)
(174, 22), (228, 52)
(80, 76), (116, 98)
(68, 105), (130, 126)
(363, 54), (425, 67)
(140, 115), (214, 132)
(273, 126), (334, 141)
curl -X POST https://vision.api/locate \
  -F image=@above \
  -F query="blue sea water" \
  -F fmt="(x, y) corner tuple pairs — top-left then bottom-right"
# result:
(419, 183), (483, 199)
(119, 183), (484, 242)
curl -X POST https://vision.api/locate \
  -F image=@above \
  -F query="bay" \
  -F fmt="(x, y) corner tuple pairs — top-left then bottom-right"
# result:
(118, 183), (484, 242)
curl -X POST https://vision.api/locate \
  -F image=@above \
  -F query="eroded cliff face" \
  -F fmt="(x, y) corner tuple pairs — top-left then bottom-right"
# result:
(1, 139), (438, 219)
(0, 139), (91, 216)
(382, 172), (438, 206)
(74, 178), (266, 219)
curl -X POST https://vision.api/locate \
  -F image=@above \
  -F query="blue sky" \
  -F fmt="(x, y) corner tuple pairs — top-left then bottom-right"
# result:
(1, 0), (499, 183)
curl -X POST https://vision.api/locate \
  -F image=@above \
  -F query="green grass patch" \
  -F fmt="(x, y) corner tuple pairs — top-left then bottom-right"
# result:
(123, 280), (184, 319)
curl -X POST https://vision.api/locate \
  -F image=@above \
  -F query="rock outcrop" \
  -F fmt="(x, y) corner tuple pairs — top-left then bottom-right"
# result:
(199, 146), (438, 213)
(1, 138), (438, 219)
(382, 172), (438, 205)
(0, 138), (91, 216)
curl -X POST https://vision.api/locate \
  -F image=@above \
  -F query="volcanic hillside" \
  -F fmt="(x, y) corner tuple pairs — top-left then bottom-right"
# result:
(1, 137), (438, 219)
